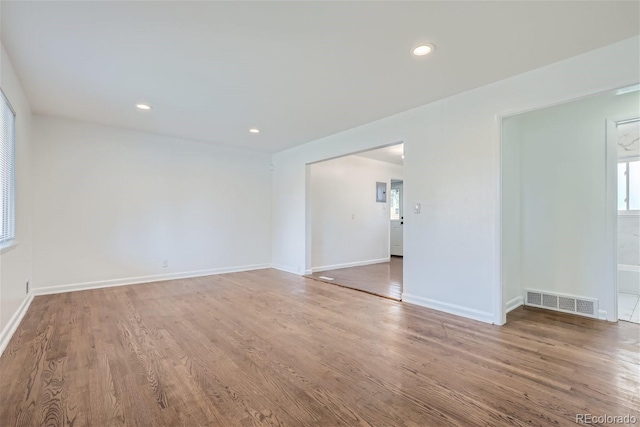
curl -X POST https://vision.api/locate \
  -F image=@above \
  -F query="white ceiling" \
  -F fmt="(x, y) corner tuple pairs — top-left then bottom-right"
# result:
(356, 144), (404, 166)
(1, 1), (638, 153)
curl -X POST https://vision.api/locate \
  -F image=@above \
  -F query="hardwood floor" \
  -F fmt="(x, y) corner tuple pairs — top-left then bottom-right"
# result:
(307, 257), (402, 300)
(0, 268), (638, 426)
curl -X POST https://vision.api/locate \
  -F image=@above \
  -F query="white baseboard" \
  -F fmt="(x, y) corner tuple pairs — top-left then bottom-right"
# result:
(506, 296), (524, 313)
(311, 257), (390, 273)
(598, 309), (608, 321)
(33, 264), (271, 296)
(0, 293), (34, 357)
(271, 264), (300, 275)
(402, 293), (494, 324)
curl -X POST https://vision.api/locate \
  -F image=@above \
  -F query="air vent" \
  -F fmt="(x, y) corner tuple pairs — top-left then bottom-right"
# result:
(542, 294), (558, 309)
(526, 291), (542, 306)
(558, 296), (576, 312)
(576, 299), (595, 315)
(524, 289), (597, 318)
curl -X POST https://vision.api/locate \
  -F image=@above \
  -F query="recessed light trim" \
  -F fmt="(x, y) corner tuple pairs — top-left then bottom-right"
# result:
(249, 128), (260, 134)
(412, 44), (435, 57)
(136, 103), (152, 110)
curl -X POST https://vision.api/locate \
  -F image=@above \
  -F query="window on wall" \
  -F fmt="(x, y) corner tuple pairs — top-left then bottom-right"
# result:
(618, 158), (640, 213)
(0, 90), (16, 245)
(390, 187), (400, 220)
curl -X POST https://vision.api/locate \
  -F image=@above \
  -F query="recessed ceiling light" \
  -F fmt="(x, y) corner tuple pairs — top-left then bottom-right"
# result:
(412, 44), (435, 57)
(402, 155), (405, 159)
(249, 128), (260, 134)
(136, 103), (152, 110)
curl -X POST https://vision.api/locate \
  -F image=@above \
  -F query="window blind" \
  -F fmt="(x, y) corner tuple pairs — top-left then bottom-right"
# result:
(0, 89), (16, 244)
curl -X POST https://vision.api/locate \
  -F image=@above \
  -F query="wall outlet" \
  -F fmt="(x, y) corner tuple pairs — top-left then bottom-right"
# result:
(26, 280), (29, 294)
(162, 259), (169, 268)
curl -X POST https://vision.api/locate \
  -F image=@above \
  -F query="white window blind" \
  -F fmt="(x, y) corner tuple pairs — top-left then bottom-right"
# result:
(0, 89), (16, 244)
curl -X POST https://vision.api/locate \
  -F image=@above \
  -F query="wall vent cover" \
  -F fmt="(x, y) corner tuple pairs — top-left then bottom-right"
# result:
(576, 299), (595, 316)
(525, 289), (597, 318)
(542, 294), (558, 309)
(526, 291), (542, 306)
(558, 296), (576, 312)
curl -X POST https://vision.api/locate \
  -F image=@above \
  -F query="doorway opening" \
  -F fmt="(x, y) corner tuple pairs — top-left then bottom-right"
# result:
(501, 87), (639, 324)
(615, 118), (640, 323)
(305, 143), (404, 300)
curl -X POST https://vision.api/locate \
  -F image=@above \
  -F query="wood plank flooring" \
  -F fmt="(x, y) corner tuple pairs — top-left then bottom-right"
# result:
(0, 268), (638, 426)
(307, 257), (402, 300)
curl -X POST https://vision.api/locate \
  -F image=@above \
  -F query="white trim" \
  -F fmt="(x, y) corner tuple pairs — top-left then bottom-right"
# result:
(304, 164), (313, 274)
(495, 111), (505, 326)
(32, 264), (271, 296)
(617, 156), (640, 212)
(506, 296), (524, 313)
(0, 293), (33, 357)
(619, 264), (640, 272)
(402, 293), (494, 324)
(598, 310), (608, 321)
(618, 154), (640, 162)
(311, 257), (390, 273)
(606, 119), (621, 322)
(271, 264), (300, 275)
(0, 239), (18, 254)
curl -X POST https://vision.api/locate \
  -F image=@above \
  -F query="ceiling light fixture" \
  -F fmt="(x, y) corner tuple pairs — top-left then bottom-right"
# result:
(249, 128), (260, 134)
(412, 44), (435, 57)
(136, 103), (152, 110)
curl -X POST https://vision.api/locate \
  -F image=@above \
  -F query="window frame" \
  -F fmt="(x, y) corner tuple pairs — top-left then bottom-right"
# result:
(618, 155), (640, 215)
(390, 187), (401, 220)
(0, 88), (16, 247)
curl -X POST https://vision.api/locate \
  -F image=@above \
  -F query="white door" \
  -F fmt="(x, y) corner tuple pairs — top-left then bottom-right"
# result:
(390, 181), (403, 256)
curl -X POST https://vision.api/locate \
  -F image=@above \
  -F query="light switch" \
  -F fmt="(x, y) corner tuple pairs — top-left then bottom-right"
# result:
(414, 203), (421, 214)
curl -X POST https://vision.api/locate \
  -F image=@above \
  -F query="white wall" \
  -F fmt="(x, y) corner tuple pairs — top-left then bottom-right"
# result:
(309, 155), (403, 271)
(501, 117), (522, 311)
(504, 91), (639, 321)
(31, 116), (272, 291)
(0, 44), (33, 344)
(271, 36), (640, 324)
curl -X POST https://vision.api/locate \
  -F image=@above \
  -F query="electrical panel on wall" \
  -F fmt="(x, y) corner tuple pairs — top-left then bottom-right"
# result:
(376, 182), (387, 203)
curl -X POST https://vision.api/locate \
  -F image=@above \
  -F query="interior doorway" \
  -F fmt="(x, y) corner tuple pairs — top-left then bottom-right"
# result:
(305, 143), (404, 300)
(501, 87), (639, 324)
(614, 118), (640, 323)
